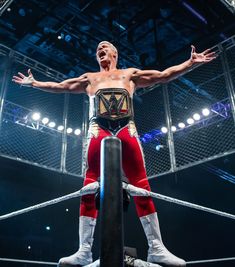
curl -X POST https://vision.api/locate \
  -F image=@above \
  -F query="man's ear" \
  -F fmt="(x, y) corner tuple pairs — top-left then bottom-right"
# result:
(113, 52), (118, 61)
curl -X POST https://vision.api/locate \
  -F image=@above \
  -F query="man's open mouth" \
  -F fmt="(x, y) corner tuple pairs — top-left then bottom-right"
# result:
(99, 51), (106, 58)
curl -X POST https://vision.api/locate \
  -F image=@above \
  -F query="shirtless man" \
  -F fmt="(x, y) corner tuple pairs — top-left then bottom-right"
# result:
(12, 41), (216, 267)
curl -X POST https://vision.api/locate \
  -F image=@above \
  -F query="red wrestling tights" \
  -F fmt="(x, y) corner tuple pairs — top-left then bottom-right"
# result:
(80, 121), (156, 218)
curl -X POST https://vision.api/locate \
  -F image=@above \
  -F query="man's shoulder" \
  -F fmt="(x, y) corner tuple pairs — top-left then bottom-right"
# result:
(75, 72), (98, 81)
(124, 67), (139, 71)
(121, 67), (140, 74)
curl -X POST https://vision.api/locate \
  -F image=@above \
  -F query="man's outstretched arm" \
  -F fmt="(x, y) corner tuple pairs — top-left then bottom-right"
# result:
(12, 69), (89, 94)
(132, 45), (216, 88)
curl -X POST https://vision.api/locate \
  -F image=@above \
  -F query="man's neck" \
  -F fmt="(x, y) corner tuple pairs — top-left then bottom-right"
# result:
(100, 61), (117, 72)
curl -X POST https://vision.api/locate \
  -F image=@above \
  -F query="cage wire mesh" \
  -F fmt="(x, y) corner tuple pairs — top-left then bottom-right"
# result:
(226, 44), (235, 89)
(167, 47), (235, 170)
(134, 88), (171, 177)
(65, 94), (84, 176)
(0, 54), (5, 85)
(0, 61), (65, 170)
(0, 53), (79, 175)
(0, 36), (235, 179)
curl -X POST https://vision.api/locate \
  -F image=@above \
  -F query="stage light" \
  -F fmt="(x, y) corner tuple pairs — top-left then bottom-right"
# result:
(46, 226), (50, 231)
(178, 122), (186, 129)
(66, 208), (69, 212)
(74, 128), (81, 136)
(31, 112), (41, 121)
(67, 128), (73, 134)
(57, 125), (64, 131)
(202, 108), (210, 116)
(42, 117), (49, 124)
(156, 145), (164, 151)
(193, 113), (201, 121)
(48, 122), (56, 128)
(27, 246), (31, 250)
(171, 126), (177, 132)
(187, 118), (194, 125)
(58, 33), (64, 40)
(161, 127), (168, 133)
(65, 34), (72, 42)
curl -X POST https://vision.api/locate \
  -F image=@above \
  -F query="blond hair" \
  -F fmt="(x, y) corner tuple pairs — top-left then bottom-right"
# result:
(97, 41), (118, 54)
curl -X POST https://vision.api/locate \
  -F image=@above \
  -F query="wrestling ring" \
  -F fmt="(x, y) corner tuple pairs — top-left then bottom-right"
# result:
(0, 137), (235, 266)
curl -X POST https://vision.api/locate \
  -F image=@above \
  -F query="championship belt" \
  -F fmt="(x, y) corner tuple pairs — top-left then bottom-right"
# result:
(95, 88), (133, 121)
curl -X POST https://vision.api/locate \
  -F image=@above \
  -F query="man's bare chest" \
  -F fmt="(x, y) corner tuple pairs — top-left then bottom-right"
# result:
(89, 71), (129, 84)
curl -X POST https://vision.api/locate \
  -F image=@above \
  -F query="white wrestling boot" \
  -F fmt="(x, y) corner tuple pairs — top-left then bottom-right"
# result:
(140, 213), (186, 267)
(58, 216), (96, 267)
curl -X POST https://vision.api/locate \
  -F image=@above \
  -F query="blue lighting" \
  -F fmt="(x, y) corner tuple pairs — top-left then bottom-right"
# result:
(220, 33), (227, 40)
(43, 27), (50, 34)
(12, 107), (21, 122)
(65, 34), (72, 42)
(178, 77), (214, 100)
(140, 129), (162, 144)
(112, 21), (126, 31)
(211, 102), (230, 118)
(182, 1), (207, 24)
(206, 164), (235, 184)
(18, 8), (26, 17)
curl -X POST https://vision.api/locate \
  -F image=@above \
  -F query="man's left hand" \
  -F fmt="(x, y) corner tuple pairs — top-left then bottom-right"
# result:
(190, 45), (217, 63)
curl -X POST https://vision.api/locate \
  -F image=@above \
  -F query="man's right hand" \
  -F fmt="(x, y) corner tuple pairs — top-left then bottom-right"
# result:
(12, 69), (35, 87)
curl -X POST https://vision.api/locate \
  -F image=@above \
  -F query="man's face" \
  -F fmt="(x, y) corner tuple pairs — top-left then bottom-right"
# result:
(96, 42), (117, 65)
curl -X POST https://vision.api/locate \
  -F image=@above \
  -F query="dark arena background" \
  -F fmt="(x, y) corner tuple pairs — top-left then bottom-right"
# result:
(0, 0), (235, 266)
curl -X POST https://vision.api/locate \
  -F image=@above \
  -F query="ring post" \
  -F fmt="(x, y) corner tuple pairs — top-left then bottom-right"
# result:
(100, 136), (124, 267)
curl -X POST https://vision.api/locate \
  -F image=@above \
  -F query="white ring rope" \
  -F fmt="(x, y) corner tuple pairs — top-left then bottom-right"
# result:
(0, 256), (235, 266)
(186, 257), (235, 264)
(0, 182), (235, 266)
(0, 182), (99, 221)
(0, 257), (57, 265)
(123, 183), (235, 220)
(0, 182), (235, 222)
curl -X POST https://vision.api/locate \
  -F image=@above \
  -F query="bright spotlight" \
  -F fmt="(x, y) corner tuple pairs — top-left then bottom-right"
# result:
(187, 118), (194, 125)
(57, 125), (64, 131)
(67, 128), (73, 134)
(48, 122), (56, 128)
(155, 145), (164, 151)
(161, 127), (168, 133)
(171, 126), (177, 132)
(31, 112), (41, 121)
(42, 117), (49, 124)
(178, 122), (186, 129)
(65, 34), (72, 42)
(202, 108), (210, 116)
(74, 128), (81, 136)
(193, 113), (201, 121)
